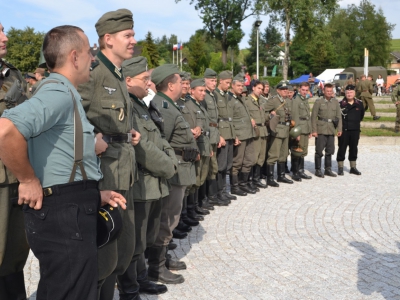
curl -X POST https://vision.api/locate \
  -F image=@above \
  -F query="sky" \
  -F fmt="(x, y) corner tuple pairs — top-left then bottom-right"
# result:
(1, 0), (399, 51)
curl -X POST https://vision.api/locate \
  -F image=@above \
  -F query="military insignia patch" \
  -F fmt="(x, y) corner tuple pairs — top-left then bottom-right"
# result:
(104, 86), (117, 95)
(141, 114), (149, 120)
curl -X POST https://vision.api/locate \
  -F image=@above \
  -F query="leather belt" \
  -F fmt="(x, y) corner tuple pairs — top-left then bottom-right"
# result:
(43, 180), (98, 197)
(278, 122), (290, 126)
(209, 122), (218, 127)
(299, 117), (309, 120)
(218, 117), (232, 122)
(318, 117), (333, 123)
(102, 133), (132, 143)
(256, 123), (265, 127)
(174, 149), (183, 156)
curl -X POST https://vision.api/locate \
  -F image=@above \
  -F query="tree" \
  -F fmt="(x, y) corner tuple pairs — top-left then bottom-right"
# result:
(264, 0), (338, 80)
(263, 19), (283, 75)
(5, 27), (45, 73)
(176, 0), (267, 66)
(187, 30), (211, 76)
(142, 31), (160, 68)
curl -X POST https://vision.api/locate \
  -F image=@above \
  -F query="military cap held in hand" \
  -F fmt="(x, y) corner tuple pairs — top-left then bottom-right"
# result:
(190, 78), (205, 89)
(122, 56), (148, 78)
(95, 9), (134, 37)
(151, 64), (180, 86)
(204, 68), (217, 78)
(219, 70), (232, 80)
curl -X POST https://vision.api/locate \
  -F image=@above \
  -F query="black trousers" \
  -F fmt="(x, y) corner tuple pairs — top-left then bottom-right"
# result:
(315, 135), (335, 158)
(217, 139), (234, 173)
(337, 130), (360, 162)
(24, 180), (100, 300)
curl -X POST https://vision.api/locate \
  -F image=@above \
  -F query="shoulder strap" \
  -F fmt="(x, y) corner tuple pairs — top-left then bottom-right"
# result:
(33, 79), (87, 182)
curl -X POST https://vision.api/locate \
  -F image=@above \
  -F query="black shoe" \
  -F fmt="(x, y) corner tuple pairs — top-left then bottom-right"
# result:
(201, 197), (214, 210)
(373, 116), (381, 120)
(176, 219), (192, 232)
(324, 168), (337, 177)
(172, 229), (187, 239)
(350, 167), (361, 175)
(208, 195), (230, 206)
(168, 241), (177, 250)
(147, 246), (185, 284)
(277, 163), (293, 184)
(239, 172), (257, 193)
(166, 258), (187, 271)
(195, 206), (210, 215)
(139, 279), (168, 295)
(315, 169), (324, 178)
(187, 210), (204, 221)
(181, 215), (199, 227)
(290, 158), (302, 182)
(338, 167), (344, 176)
(223, 191), (237, 200)
(299, 158), (312, 179)
(291, 173), (302, 182)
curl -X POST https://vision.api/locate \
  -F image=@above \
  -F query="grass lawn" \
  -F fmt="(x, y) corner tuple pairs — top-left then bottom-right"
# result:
(375, 108), (397, 113)
(363, 116), (395, 122)
(360, 127), (399, 136)
(391, 39), (400, 52)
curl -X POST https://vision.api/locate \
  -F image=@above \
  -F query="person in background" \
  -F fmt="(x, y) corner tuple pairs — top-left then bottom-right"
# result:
(376, 74), (384, 97)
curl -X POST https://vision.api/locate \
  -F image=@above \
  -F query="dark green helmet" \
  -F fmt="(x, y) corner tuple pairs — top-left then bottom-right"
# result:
(289, 125), (302, 138)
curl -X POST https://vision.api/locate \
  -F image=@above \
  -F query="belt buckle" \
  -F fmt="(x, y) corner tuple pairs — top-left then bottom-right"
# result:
(43, 187), (53, 197)
(328, 119), (332, 122)
(126, 132), (132, 143)
(286, 122), (290, 126)
(228, 117), (232, 121)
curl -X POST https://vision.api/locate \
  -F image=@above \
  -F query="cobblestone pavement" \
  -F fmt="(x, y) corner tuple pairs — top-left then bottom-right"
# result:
(25, 144), (400, 300)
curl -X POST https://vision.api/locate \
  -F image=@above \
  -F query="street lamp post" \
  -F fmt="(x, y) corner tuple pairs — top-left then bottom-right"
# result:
(255, 20), (262, 79)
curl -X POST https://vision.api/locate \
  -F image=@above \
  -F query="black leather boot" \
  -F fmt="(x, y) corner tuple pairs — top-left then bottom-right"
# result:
(350, 161), (361, 175)
(230, 173), (247, 196)
(165, 247), (187, 271)
(176, 218), (192, 232)
(168, 240), (177, 250)
(266, 164), (279, 187)
(216, 172), (230, 201)
(208, 178), (230, 205)
(0, 271), (27, 300)
(277, 162), (293, 184)
(285, 160), (290, 173)
(117, 260), (141, 300)
(137, 254), (167, 295)
(198, 183), (214, 210)
(291, 158), (302, 182)
(181, 196), (199, 226)
(223, 172), (237, 200)
(187, 192), (204, 221)
(252, 164), (267, 188)
(238, 172), (257, 194)
(172, 229), (187, 239)
(324, 155), (337, 177)
(147, 246), (185, 284)
(299, 157), (312, 179)
(247, 168), (260, 192)
(195, 189), (210, 215)
(315, 155), (324, 178)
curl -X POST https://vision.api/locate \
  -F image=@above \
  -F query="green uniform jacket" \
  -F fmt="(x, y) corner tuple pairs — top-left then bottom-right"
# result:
(358, 80), (374, 97)
(291, 94), (312, 135)
(311, 97), (343, 135)
(228, 91), (254, 141)
(78, 52), (136, 191)
(263, 95), (291, 139)
(391, 85), (400, 103)
(130, 95), (178, 201)
(215, 88), (235, 140)
(204, 90), (220, 144)
(180, 97), (211, 157)
(245, 95), (268, 137)
(0, 61), (29, 276)
(153, 92), (197, 187)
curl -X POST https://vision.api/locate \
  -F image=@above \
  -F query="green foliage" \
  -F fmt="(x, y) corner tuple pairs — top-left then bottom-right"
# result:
(5, 27), (45, 73)
(187, 31), (211, 76)
(260, 76), (283, 87)
(155, 34), (178, 64)
(142, 32), (160, 68)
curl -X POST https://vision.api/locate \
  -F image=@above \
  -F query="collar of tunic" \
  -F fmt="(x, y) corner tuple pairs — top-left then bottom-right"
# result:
(129, 93), (147, 108)
(157, 92), (180, 111)
(97, 51), (124, 81)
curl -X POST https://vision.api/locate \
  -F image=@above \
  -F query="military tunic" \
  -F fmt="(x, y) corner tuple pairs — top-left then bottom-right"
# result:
(263, 95), (291, 164)
(229, 92), (256, 174)
(245, 94), (268, 167)
(391, 84), (400, 132)
(358, 79), (376, 117)
(0, 61), (29, 283)
(78, 51), (136, 280)
(204, 90), (220, 180)
(290, 94), (311, 158)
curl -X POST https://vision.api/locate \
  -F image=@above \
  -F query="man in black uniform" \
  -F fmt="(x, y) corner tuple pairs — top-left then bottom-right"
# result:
(336, 85), (364, 175)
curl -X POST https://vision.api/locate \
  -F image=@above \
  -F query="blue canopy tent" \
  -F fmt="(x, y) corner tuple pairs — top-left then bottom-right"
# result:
(289, 75), (321, 84)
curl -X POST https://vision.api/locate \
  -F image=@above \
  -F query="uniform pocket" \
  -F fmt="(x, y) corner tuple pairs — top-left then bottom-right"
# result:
(100, 99), (125, 130)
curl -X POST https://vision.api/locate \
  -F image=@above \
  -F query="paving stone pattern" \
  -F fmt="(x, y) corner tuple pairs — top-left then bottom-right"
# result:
(25, 144), (400, 299)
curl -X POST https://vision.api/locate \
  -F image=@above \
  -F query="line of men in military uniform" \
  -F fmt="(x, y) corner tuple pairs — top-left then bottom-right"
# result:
(0, 9), (365, 300)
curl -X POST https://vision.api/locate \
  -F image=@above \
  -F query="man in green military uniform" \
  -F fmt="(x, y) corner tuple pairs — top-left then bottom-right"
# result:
(215, 70), (237, 201)
(311, 83), (342, 178)
(290, 82), (313, 181)
(116, 57), (178, 298)
(77, 9), (141, 298)
(31, 67), (45, 94)
(260, 80), (270, 178)
(203, 68), (223, 205)
(0, 21), (30, 300)
(229, 74), (257, 195)
(264, 82), (293, 187)
(245, 80), (267, 189)
(357, 75), (380, 120)
(391, 79), (400, 133)
(147, 64), (197, 284)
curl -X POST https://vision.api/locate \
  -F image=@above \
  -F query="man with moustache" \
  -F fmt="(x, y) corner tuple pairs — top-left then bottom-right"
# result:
(77, 9), (141, 299)
(215, 70), (237, 202)
(0, 21), (29, 300)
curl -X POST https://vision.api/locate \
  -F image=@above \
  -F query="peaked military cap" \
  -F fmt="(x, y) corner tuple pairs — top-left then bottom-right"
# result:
(233, 74), (244, 82)
(287, 85), (294, 91)
(190, 78), (205, 89)
(95, 9), (134, 37)
(204, 68), (217, 78)
(26, 72), (35, 79)
(181, 71), (191, 81)
(122, 56), (148, 78)
(152, 64), (180, 86)
(276, 81), (289, 90)
(219, 70), (233, 80)
(34, 68), (45, 76)
(345, 85), (356, 90)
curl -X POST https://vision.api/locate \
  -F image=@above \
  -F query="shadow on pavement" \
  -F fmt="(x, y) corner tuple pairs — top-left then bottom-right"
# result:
(350, 241), (400, 300)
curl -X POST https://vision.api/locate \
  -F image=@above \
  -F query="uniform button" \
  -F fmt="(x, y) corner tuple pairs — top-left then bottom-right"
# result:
(76, 233), (80, 238)
(111, 104), (116, 109)
(89, 208), (93, 212)
(40, 213), (45, 217)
